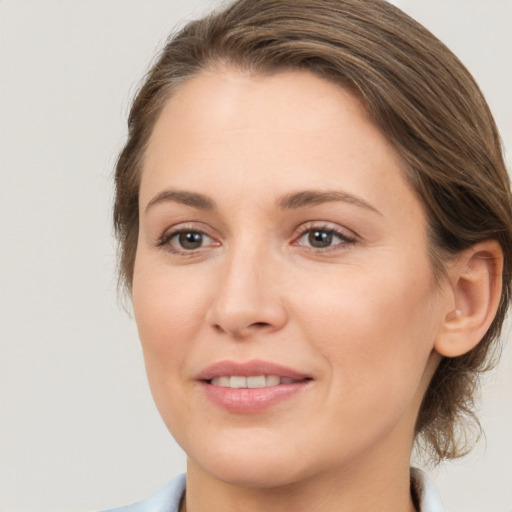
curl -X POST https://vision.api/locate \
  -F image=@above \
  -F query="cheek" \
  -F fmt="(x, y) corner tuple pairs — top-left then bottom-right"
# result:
(132, 259), (213, 384)
(132, 263), (217, 433)
(294, 265), (440, 400)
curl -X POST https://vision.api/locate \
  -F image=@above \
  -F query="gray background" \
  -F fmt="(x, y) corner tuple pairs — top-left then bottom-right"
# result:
(1, 1), (511, 511)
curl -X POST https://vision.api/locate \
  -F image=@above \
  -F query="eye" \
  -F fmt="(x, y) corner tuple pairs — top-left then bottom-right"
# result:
(295, 226), (355, 250)
(306, 229), (336, 248)
(174, 231), (208, 250)
(158, 229), (215, 253)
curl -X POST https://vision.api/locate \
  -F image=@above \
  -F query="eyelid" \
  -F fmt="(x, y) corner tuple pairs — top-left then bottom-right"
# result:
(153, 220), (357, 255)
(155, 222), (220, 254)
(291, 221), (357, 250)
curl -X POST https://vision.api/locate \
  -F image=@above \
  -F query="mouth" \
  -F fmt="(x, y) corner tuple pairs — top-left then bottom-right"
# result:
(196, 360), (313, 413)
(209, 375), (302, 388)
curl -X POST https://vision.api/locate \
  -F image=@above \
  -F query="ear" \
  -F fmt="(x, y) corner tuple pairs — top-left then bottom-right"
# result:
(435, 240), (503, 358)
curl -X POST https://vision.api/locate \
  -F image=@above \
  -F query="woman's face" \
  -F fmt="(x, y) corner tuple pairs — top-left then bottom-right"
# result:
(133, 69), (448, 487)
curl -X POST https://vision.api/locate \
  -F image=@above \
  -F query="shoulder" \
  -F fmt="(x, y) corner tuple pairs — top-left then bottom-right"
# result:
(411, 468), (445, 512)
(99, 474), (186, 512)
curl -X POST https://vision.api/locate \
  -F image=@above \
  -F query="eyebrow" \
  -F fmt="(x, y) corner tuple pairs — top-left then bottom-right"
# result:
(145, 189), (215, 212)
(278, 190), (381, 215)
(144, 188), (381, 216)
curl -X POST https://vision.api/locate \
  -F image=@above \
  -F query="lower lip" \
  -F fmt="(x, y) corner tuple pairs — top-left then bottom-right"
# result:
(200, 381), (310, 413)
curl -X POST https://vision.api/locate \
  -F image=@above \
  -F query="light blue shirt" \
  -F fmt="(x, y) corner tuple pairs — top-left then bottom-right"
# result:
(101, 474), (186, 512)
(101, 468), (444, 512)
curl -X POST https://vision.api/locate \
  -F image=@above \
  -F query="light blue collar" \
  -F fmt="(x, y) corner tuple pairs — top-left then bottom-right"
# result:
(411, 468), (445, 512)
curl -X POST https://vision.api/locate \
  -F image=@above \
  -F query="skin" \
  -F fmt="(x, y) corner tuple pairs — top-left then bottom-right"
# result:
(132, 68), (457, 512)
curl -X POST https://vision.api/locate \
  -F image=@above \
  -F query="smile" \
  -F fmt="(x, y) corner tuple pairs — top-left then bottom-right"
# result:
(209, 375), (298, 388)
(197, 360), (313, 413)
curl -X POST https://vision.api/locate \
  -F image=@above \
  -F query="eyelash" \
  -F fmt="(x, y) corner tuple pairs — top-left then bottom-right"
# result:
(156, 224), (217, 256)
(292, 223), (356, 252)
(156, 223), (356, 255)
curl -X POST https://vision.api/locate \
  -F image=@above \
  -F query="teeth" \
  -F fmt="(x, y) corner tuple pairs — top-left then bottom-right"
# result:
(218, 376), (230, 387)
(230, 376), (246, 389)
(210, 375), (296, 388)
(247, 376), (266, 388)
(266, 375), (280, 386)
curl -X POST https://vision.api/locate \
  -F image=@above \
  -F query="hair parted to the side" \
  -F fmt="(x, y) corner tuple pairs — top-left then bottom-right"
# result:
(114, 0), (512, 463)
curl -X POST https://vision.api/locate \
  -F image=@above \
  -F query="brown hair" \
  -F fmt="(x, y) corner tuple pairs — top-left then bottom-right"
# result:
(114, 0), (512, 463)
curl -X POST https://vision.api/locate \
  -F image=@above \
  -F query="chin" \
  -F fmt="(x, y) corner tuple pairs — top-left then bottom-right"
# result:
(198, 456), (308, 489)
(183, 430), (315, 489)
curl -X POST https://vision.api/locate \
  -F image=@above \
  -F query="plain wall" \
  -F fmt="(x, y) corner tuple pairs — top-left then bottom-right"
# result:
(0, 1), (510, 511)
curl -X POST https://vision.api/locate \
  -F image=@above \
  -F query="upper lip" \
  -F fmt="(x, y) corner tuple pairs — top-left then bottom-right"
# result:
(196, 359), (311, 381)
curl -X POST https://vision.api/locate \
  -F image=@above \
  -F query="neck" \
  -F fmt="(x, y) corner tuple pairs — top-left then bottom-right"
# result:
(181, 450), (417, 512)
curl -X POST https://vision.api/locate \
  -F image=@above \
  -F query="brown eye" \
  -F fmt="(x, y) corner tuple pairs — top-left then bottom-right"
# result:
(157, 226), (219, 254)
(308, 229), (334, 248)
(176, 231), (204, 250)
(296, 226), (355, 251)
(163, 230), (212, 251)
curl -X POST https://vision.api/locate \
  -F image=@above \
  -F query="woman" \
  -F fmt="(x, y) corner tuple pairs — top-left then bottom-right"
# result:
(105, 0), (512, 510)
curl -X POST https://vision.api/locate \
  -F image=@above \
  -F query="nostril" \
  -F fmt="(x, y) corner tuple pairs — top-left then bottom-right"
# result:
(250, 322), (270, 328)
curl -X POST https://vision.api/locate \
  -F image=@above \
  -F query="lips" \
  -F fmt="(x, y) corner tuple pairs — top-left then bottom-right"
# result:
(196, 360), (312, 413)
(196, 359), (310, 381)
(210, 375), (297, 388)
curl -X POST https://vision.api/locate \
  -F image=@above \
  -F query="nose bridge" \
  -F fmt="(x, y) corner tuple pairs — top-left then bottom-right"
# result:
(207, 234), (287, 338)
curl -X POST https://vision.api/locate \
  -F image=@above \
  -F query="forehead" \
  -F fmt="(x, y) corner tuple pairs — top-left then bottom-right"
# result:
(153, 68), (372, 134)
(141, 68), (418, 218)
(146, 68), (384, 155)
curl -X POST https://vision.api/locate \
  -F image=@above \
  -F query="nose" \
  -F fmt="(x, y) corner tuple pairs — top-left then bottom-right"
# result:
(205, 244), (288, 339)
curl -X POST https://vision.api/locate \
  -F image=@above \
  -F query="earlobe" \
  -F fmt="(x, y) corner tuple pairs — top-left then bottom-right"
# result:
(435, 240), (503, 358)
